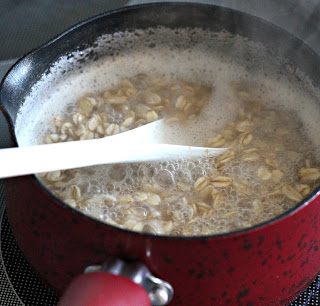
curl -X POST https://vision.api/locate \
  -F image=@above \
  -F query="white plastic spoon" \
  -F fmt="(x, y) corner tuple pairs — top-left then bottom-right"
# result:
(0, 119), (227, 179)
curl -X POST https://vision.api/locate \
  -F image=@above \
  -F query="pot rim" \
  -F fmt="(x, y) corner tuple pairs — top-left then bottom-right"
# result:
(1, 1), (320, 241)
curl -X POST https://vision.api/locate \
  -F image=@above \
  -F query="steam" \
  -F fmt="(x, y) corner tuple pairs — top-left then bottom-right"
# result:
(15, 26), (320, 160)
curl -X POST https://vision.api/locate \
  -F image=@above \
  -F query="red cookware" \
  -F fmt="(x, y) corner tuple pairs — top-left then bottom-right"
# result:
(1, 3), (320, 305)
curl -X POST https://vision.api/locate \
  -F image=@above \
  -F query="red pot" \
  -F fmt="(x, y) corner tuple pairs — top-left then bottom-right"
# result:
(1, 3), (320, 305)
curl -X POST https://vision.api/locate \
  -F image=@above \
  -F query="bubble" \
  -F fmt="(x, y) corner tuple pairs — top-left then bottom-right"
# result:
(87, 185), (101, 196)
(18, 25), (320, 236)
(108, 164), (127, 181)
(106, 201), (115, 208)
(109, 212), (117, 219)
(146, 165), (157, 177)
(155, 169), (175, 188)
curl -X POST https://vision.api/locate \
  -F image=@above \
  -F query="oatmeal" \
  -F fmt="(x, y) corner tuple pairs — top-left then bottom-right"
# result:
(13, 26), (319, 236)
(38, 76), (320, 236)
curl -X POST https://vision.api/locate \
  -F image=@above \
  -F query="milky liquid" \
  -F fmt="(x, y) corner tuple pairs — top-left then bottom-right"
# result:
(15, 27), (320, 235)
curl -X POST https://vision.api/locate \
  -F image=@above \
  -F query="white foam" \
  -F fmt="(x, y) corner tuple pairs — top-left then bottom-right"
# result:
(14, 27), (320, 235)
(15, 27), (320, 157)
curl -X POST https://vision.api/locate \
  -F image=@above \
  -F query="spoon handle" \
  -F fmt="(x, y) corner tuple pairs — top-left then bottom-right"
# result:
(0, 139), (226, 179)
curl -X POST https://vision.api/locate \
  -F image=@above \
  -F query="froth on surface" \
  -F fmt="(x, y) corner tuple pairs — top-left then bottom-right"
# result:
(15, 26), (320, 152)
(16, 26), (320, 236)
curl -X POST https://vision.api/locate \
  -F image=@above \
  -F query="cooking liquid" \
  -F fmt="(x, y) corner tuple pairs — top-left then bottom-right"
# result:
(15, 27), (320, 235)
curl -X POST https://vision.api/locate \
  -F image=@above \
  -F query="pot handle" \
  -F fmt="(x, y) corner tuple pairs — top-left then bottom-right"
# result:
(59, 257), (174, 306)
(58, 271), (150, 306)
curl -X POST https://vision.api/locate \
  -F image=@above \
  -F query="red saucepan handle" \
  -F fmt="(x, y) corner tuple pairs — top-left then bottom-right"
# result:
(58, 271), (151, 306)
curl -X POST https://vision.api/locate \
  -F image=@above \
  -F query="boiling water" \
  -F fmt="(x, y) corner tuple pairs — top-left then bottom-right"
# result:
(15, 27), (320, 235)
